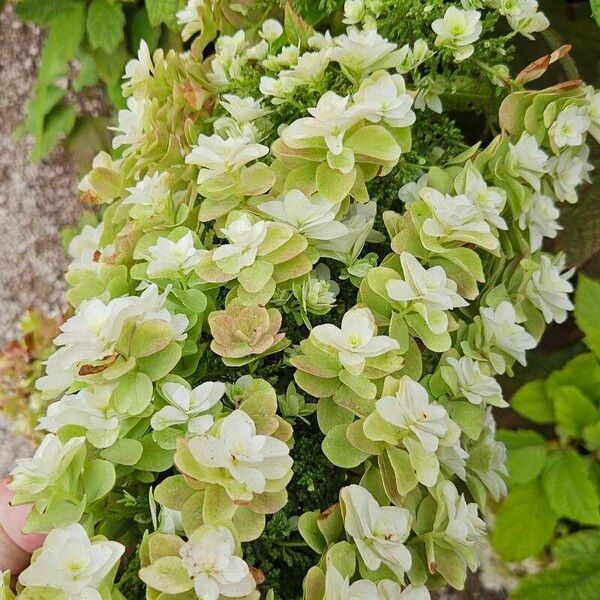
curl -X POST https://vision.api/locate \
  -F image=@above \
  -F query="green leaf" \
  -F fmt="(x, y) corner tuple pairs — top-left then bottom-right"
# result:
(137, 342), (182, 381)
(593, 0), (600, 26)
(135, 435), (175, 473)
(298, 511), (327, 553)
(491, 480), (557, 561)
(511, 379), (555, 424)
(129, 6), (162, 54)
(284, 2), (314, 46)
(322, 424), (369, 468)
(87, 0), (125, 52)
(541, 449), (600, 525)
(547, 353), (600, 405)
(112, 372), (153, 416)
(496, 429), (547, 485)
(154, 475), (196, 510)
(15, 0), (64, 25)
(145, 0), (186, 30)
(130, 320), (175, 358)
(31, 104), (77, 161)
(575, 274), (600, 357)
(139, 556), (193, 594)
(551, 385), (598, 439)
(512, 530), (600, 600)
(82, 458), (116, 503)
(100, 438), (144, 466)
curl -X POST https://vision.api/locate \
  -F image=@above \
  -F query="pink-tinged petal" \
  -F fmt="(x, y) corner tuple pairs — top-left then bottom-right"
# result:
(0, 479), (45, 555)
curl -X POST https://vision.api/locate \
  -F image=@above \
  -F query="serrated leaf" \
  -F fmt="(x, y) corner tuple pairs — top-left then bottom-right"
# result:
(491, 480), (557, 561)
(512, 530), (600, 600)
(87, 0), (125, 52)
(575, 275), (600, 358)
(145, 0), (186, 30)
(541, 449), (600, 525)
(551, 385), (598, 439)
(511, 379), (555, 424)
(496, 429), (547, 485)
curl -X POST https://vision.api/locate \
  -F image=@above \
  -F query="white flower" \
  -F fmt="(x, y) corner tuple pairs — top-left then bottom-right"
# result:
(376, 376), (448, 453)
(341, 485), (412, 578)
(177, 0), (203, 41)
(259, 75), (298, 104)
(247, 39), (269, 60)
(151, 381), (224, 435)
(188, 410), (293, 497)
(324, 565), (430, 600)
(280, 51), (330, 85)
(396, 39), (431, 74)
(353, 71), (415, 128)
(518, 191), (561, 252)
(147, 232), (206, 277)
(263, 44), (300, 70)
(19, 524), (124, 599)
(67, 223), (114, 273)
(469, 409), (509, 501)
(525, 253), (574, 324)
(443, 356), (506, 407)
(413, 76), (445, 113)
(317, 201), (377, 262)
(398, 174), (428, 206)
(435, 480), (485, 546)
(180, 525), (255, 600)
(547, 145), (593, 203)
(110, 96), (148, 149)
(497, 0), (549, 39)
(386, 252), (468, 334)
(343, 0), (366, 25)
(301, 264), (340, 313)
(420, 187), (499, 251)
(282, 91), (365, 155)
(432, 7), (482, 62)
(38, 385), (120, 449)
(260, 19), (283, 43)
(586, 87), (600, 143)
(123, 40), (153, 91)
(185, 134), (268, 184)
(219, 94), (270, 123)
(212, 214), (269, 275)
(506, 132), (548, 190)
(9, 434), (85, 496)
(312, 307), (399, 375)
(331, 28), (401, 76)
(259, 189), (348, 241)
(123, 172), (170, 215)
(549, 105), (590, 149)
(36, 284), (187, 393)
(308, 30), (335, 51)
(480, 301), (536, 367)
(460, 165), (507, 229)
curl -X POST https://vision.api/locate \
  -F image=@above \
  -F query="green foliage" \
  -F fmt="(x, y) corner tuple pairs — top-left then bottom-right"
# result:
(14, 0), (173, 162)
(493, 275), (600, 567)
(512, 530), (600, 599)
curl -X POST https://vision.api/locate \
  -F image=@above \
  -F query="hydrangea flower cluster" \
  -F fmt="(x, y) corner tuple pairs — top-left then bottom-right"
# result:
(2, 0), (597, 599)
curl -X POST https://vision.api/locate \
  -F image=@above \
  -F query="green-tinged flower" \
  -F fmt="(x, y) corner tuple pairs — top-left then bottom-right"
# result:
(340, 484), (412, 578)
(363, 376), (460, 486)
(196, 211), (314, 303)
(311, 307), (400, 376)
(175, 409), (293, 504)
(208, 303), (288, 366)
(432, 7), (482, 62)
(140, 526), (258, 600)
(18, 524), (124, 598)
(9, 434), (85, 500)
